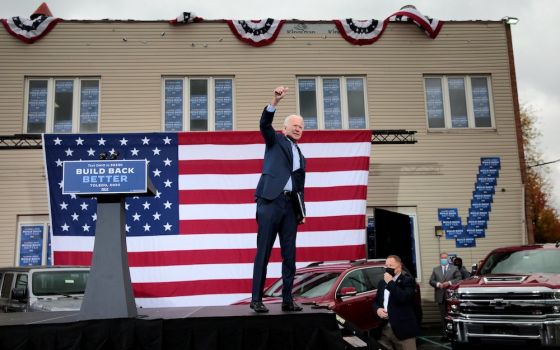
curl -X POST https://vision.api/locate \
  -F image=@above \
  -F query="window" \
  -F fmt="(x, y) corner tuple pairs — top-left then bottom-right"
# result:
(424, 75), (494, 129)
(163, 77), (234, 131)
(297, 77), (367, 130)
(338, 268), (375, 294)
(25, 78), (100, 133)
(1, 273), (14, 298)
(17, 216), (51, 267)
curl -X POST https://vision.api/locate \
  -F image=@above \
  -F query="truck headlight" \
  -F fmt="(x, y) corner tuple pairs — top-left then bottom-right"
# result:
(554, 290), (560, 300)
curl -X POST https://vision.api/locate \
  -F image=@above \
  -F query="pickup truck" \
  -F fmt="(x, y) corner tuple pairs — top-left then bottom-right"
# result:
(445, 243), (560, 349)
(0, 266), (89, 312)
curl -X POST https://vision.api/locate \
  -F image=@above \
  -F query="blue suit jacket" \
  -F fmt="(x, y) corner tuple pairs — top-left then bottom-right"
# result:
(373, 272), (420, 340)
(255, 107), (306, 201)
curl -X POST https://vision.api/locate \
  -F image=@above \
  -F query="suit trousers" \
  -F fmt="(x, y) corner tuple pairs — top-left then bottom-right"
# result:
(251, 193), (298, 303)
(437, 301), (447, 334)
(378, 323), (417, 350)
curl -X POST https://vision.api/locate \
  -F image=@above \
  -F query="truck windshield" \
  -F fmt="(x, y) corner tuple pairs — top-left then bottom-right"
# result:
(480, 249), (560, 275)
(264, 271), (340, 298)
(32, 270), (89, 296)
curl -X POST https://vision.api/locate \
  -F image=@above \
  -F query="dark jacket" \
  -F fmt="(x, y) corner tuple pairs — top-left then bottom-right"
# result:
(255, 107), (306, 201)
(373, 272), (420, 340)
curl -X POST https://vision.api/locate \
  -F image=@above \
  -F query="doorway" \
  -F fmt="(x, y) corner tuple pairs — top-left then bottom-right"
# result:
(366, 207), (420, 279)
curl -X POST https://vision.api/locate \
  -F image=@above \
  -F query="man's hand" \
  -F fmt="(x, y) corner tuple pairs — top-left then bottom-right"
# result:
(377, 308), (388, 319)
(383, 272), (393, 283)
(299, 218), (306, 225)
(271, 86), (288, 107)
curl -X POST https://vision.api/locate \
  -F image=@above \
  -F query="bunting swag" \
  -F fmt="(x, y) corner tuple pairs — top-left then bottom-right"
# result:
(227, 19), (285, 47)
(335, 6), (443, 45)
(169, 12), (203, 25)
(334, 19), (388, 45)
(1, 14), (60, 44)
(388, 6), (443, 39)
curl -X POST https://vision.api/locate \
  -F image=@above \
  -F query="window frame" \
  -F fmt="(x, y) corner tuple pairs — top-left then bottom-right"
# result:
(296, 76), (369, 130)
(161, 76), (235, 131)
(16, 215), (51, 267)
(23, 77), (101, 134)
(424, 74), (495, 130)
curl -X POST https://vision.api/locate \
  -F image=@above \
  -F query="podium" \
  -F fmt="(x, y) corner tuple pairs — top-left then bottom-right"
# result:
(62, 159), (154, 320)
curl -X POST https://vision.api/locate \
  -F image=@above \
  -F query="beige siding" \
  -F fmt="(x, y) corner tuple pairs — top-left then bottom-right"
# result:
(0, 20), (524, 322)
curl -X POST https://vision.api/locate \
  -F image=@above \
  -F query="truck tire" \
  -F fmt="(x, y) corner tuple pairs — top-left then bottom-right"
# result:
(451, 341), (470, 350)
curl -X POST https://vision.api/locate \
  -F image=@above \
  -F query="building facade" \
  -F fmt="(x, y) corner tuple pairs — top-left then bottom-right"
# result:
(0, 18), (528, 322)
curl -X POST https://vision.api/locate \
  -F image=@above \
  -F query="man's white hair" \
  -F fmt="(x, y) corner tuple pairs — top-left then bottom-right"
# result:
(283, 114), (304, 128)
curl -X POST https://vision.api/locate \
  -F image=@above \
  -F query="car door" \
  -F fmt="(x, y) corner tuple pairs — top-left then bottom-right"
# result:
(7, 273), (29, 312)
(0, 272), (15, 312)
(332, 266), (384, 330)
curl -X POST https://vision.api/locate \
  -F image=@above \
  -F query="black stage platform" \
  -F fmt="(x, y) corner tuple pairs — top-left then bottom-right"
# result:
(0, 305), (345, 350)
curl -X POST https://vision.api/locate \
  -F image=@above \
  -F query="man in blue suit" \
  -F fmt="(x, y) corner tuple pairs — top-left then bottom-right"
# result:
(373, 255), (420, 350)
(250, 86), (306, 313)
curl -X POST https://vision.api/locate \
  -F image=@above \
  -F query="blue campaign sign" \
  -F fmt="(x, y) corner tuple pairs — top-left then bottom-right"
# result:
(474, 183), (496, 194)
(441, 218), (462, 230)
(456, 236), (476, 248)
(476, 176), (497, 186)
(468, 210), (490, 221)
(472, 192), (494, 203)
(19, 225), (44, 266)
(470, 202), (491, 212)
(438, 208), (459, 221)
(445, 227), (465, 239)
(478, 167), (500, 177)
(63, 160), (147, 194)
(466, 218), (487, 229)
(466, 226), (486, 238)
(481, 157), (501, 169)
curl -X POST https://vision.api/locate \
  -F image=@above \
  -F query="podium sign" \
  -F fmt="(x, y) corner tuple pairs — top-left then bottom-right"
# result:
(62, 160), (147, 194)
(61, 159), (153, 320)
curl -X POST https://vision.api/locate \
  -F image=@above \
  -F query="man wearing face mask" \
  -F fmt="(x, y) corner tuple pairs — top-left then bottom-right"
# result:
(429, 252), (461, 340)
(453, 257), (471, 280)
(373, 255), (420, 350)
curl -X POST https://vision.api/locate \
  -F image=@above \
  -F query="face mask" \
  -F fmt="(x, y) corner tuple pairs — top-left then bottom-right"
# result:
(385, 267), (396, 276)
(440, 258), (449, 266)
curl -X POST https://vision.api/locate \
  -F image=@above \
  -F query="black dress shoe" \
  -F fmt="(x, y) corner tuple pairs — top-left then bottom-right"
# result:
(281, 301), (303, 312)
(249, 301), (269, 313)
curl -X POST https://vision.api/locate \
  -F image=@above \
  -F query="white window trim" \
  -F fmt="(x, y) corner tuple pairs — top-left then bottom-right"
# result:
(161, 76), (235, 131)
(15, 215), (50, 267)
(425, 75), (495, 130)
(24, 77), (101, 134)
(296, 76), (369, 130)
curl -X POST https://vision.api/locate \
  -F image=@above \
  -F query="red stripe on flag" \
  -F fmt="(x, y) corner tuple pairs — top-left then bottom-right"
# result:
(178, 157), (369, 175)
(179, 159), (263, 175)
(178, 186), (366, 204)
(133, 278), (275, 297)
(178, 130), (371, 145)
(54, 245), (366, 268)
(179, 214), (365, 234)
(126, 245), (366, 267)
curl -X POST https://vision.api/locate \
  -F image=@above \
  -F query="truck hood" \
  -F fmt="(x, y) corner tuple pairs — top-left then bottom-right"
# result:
(30, 296), (83, 311)
(456, 273), (560, 289)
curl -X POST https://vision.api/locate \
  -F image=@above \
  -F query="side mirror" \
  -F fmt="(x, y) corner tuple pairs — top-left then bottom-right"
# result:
(337, 286), (358, 298)
(471, 264), (478, 276)
(11, 287), (27, 301)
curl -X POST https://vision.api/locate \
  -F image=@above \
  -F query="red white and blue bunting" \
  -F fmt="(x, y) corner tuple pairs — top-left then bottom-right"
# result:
(335, 6), (443, 46)
(1, 14), (60, 44)
(388, 5), (443, 39)
(227, 19), (285, 47)
(169, 12), (203, 25)
(334, 19), (388, 45)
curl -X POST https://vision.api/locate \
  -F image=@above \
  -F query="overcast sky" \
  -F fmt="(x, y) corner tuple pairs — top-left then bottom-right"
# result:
(2, 0), (560, 209)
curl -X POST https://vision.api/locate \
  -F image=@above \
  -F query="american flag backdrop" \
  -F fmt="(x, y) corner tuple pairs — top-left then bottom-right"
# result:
(43, 130), (372, 307)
